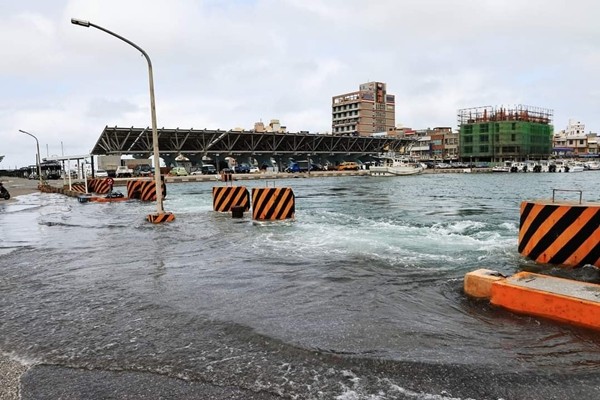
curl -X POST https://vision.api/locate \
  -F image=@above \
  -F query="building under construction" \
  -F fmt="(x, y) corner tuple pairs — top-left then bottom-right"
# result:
(458, 105), (554, 162)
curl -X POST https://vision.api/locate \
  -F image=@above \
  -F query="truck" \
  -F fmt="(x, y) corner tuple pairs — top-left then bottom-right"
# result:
(97, 155), (122, 177)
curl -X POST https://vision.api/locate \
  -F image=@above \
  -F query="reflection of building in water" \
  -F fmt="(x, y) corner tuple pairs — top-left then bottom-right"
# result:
(458, 104), (554, 163)
(332, 81), (396, 137)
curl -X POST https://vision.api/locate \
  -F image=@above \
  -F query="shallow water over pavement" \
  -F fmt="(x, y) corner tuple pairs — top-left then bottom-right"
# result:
(1, 172), (600, 399)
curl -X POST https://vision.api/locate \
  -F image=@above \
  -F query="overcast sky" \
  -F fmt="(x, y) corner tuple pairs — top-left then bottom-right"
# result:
(2, 0), (599, 168)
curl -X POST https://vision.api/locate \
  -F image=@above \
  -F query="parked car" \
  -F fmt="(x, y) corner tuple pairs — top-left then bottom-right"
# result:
(249, 166), (260, 173)
(169, 167), (188, 176)
(234, 163), (250, 173)
(133, 164), (153, 177)
(202, 164), (217, 174)
(116, 165), (133, 177)
(337, 161), (359, 171)
(285, 162), (301, 173)
(96, 169), (109, 177)
(191, 164), (217, 175)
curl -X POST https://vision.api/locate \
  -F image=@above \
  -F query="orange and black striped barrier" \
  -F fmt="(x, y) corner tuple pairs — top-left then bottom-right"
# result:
(222, 170), (233, 182)
(518, 199), (600, 268)
(127, 178), (167, 201)
(87, 178), (112, 194)
(71, 183), (87, 193)
(212, 186), (250, 212)
(251, 187), (295, 221)
(147, 212), (176, 223)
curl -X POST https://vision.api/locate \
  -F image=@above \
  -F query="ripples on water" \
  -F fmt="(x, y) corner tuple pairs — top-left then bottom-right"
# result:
(1, 173), (600, 399)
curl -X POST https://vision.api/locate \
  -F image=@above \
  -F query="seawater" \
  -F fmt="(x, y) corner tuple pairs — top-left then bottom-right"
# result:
(1, 172), (600, 399)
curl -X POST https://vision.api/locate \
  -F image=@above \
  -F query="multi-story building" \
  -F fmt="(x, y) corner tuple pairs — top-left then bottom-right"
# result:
(252, 119), (288, 133)
(587, 134), (599, 155)
(458, 105), (553, 162)
(332, 82), (395, 136)
(428, 127), (455, 160)
(552, 119), (591, 156)
(443, 130), (459, 161)
(408, 129), (431, 160)
(400, 127), (457, 161)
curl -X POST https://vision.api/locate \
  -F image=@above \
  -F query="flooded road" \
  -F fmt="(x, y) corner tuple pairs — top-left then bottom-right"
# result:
(1, 172), (600, 399)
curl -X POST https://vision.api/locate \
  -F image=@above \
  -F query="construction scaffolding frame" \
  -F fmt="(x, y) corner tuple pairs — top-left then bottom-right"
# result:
(457, 104), (553, 126)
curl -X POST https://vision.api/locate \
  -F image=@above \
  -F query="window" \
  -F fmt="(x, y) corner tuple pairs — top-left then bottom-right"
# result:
(464, 146), (473, 154)
(479, 124), (489, 133)
(512, 123), (516, 130)
(480, 145), (489, 152)
(480, 135), (489, 142)
(511, 134), (516, 141)
(464, 136), (473, 143)
(463, 126), (473, 134)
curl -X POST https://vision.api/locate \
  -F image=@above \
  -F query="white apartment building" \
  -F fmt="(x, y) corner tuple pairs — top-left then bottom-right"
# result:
(553, 119), (593, 156)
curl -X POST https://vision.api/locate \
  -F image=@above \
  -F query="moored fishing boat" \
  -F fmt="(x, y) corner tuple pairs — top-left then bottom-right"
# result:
(567, 161), (585, 172)
(492, 161), (512, 172)
(369, 154), (423, 176)
(584, 161), (600, 170)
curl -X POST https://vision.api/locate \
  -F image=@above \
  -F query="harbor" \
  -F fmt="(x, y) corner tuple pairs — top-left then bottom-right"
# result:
(1, 172), (600, 399)
(2, 2), (600, 399)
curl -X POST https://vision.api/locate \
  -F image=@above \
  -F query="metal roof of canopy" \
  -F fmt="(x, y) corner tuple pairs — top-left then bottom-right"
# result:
(90, 126), (413, 157)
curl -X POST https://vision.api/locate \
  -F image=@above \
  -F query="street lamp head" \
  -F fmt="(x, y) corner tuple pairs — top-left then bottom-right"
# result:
(71, 18), (90, 27)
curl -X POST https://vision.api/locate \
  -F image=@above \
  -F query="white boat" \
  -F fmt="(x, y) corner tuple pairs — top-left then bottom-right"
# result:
(567, 161), (585, 172)
(584, 161), (600, 170)
(369, 155), (423, 176)
(492, 161), (512, 172)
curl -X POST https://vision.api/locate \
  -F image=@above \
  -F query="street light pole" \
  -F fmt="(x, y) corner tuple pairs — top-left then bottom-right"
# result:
(71, 18), (173, 222)
(19, 129), (43, 187)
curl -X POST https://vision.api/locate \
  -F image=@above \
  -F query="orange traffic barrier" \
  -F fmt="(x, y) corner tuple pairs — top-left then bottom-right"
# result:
(491, 272), (600, 330)
(127, 178), (167, 201)
(88, 196), (128, 203)
(147, 212), (176, 223)
(87, 178), (112, 194)
(251, 187), (295, 221)
(212, 186), (250, 212)
(463, 269), (505, 299)
(518, 200), (600, 267)
(70, 183), (87, 193)
(220, 170), (233, 182)
(464, 269), (600, 331)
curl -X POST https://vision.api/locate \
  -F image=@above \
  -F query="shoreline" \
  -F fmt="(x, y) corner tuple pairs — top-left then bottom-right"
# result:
(0, 168), (491, 203)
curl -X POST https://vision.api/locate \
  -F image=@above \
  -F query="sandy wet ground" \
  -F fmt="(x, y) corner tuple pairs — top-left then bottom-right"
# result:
(0, 355), (27, 400)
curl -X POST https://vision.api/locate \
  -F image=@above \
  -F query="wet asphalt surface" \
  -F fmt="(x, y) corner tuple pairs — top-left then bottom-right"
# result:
(21, 365), (281, 400)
